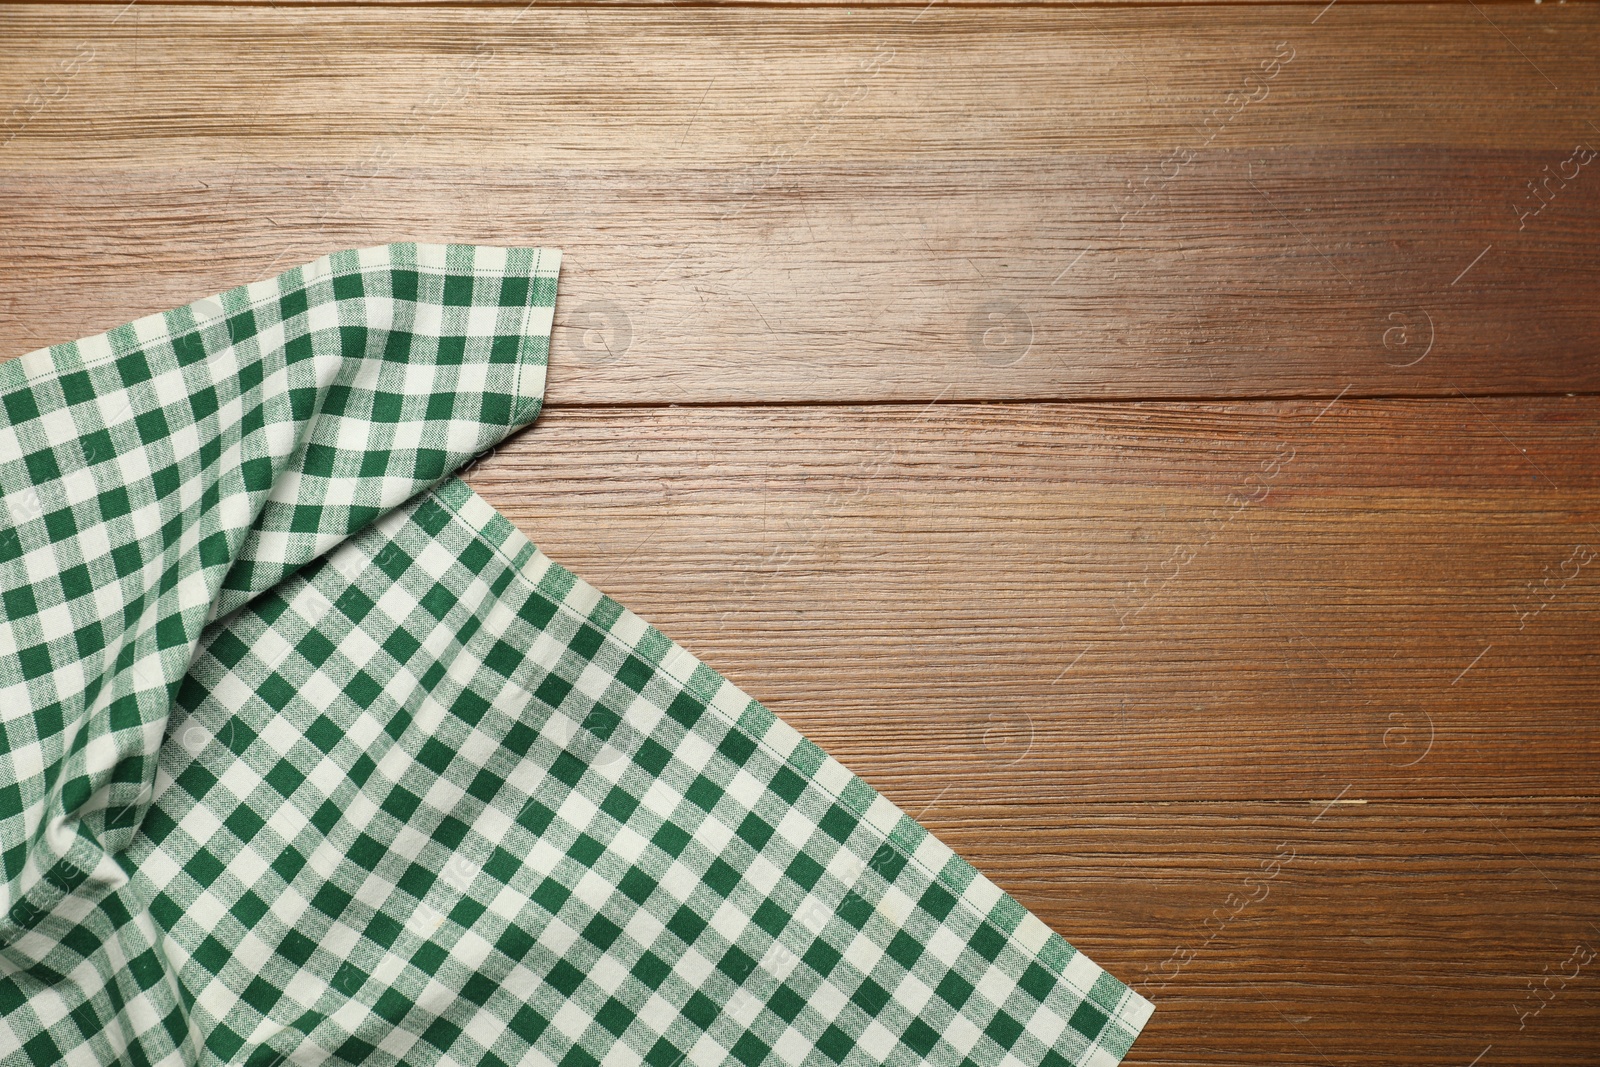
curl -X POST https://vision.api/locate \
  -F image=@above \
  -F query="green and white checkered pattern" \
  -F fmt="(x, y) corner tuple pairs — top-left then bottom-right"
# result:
(0, 243), (1152, 1066)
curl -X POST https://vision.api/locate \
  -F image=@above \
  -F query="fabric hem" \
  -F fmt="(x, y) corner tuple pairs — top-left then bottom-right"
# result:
(510, 247), (559, 429)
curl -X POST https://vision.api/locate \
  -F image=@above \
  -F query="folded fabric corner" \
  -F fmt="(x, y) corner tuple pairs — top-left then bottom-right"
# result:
(0, 244), (1151, 1066)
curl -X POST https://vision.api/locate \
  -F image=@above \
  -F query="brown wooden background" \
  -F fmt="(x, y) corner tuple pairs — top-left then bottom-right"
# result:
(4, 2), (1599, 1063)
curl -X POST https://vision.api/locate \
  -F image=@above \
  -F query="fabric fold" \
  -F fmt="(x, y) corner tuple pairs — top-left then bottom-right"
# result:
(0, 242), (558, 970)
(1, 244), (1151, 1067)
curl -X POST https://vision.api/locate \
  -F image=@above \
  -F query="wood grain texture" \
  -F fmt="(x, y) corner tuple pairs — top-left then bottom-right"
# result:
(938, 799), (1600, 1065)
(16, 0), (1529, 6)
(466, 397), (1600, 806)
(3, 0), (1597, 1062)
(3, 5), (1599, 400)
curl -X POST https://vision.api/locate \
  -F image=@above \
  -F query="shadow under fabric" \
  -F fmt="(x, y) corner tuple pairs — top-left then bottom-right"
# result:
(0, 245), (1153, 1067)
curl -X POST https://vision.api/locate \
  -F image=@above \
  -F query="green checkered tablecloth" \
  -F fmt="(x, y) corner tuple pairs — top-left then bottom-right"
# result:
(0, 244), (1152, 1066)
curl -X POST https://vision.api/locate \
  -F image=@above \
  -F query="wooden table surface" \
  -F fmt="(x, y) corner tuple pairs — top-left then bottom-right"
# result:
(4, 1), (1598, 1063)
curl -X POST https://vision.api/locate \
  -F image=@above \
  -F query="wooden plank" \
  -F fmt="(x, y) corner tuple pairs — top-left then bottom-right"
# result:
(10, 3), (1592, 158)
(461, 395), (1600, 802)
(12, 0), (1512, 6)
(936, 799), (1600, 1065)
(4, 5), (1599, 400)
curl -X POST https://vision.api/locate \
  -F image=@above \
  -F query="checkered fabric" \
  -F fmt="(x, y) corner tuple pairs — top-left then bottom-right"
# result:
(0, 243), (1152, 1067)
